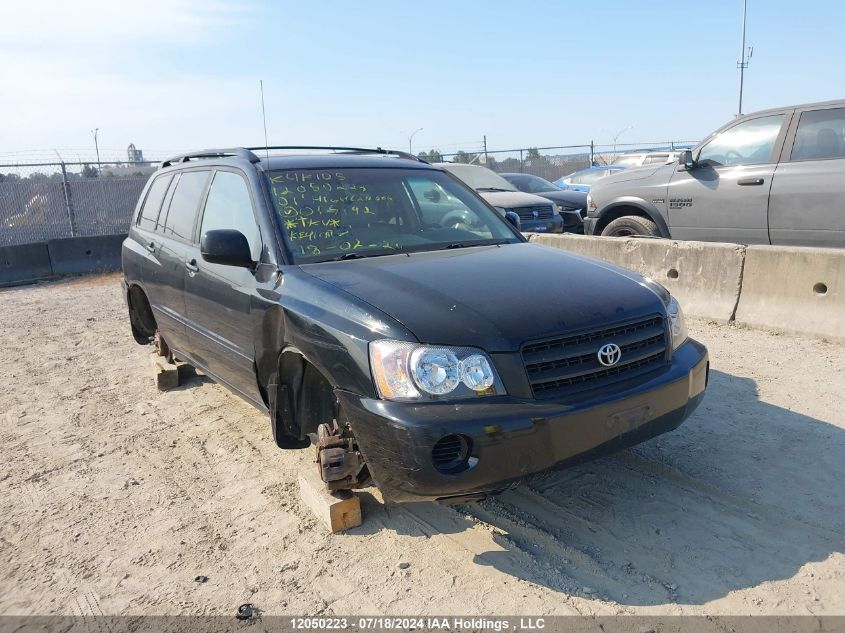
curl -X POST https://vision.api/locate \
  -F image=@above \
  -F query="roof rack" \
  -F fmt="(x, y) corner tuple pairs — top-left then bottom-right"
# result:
(160, 148), (260, 168)
(245, 145), (428, 163)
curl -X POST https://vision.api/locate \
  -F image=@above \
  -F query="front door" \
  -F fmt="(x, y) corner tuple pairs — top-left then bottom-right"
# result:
(666, 113), (789, 244)
(183, 169), (265, 403)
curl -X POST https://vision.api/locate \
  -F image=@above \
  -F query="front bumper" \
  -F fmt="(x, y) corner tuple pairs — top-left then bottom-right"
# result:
(338, 339), (708, 503)
(583, 215), (599, 235)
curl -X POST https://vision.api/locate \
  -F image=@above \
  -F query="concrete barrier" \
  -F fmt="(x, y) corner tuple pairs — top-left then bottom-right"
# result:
(530, 234), (746, 322)
(46, 234), (126, 276)
(735, 245), (845, 342)
(0, 242), (54, 287)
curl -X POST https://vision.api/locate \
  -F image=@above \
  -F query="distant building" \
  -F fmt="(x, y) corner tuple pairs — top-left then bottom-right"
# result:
(127, 143), (145, 163)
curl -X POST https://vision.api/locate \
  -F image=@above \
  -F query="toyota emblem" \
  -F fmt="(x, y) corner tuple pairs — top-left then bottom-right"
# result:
(597, 342), (622, 367)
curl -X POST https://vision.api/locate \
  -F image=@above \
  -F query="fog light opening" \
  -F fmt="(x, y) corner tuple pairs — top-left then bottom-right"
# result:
(813, 282), (828, 296)
(431, 434), (473, 474)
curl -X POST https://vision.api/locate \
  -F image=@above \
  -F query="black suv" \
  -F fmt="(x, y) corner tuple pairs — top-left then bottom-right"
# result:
(122, 147), (708, 503)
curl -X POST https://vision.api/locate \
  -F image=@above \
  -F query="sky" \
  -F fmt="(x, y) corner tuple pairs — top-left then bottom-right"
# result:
(1, 0), (843, 163)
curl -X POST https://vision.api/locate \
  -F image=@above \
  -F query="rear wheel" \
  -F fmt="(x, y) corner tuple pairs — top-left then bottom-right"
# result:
(601, 215), (661, 238)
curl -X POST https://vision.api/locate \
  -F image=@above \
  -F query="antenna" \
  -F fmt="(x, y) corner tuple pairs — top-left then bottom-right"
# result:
(259, 80), (270, 163)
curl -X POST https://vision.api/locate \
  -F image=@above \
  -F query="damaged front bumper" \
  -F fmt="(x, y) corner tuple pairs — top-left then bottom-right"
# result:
(337, 339), (708, 503)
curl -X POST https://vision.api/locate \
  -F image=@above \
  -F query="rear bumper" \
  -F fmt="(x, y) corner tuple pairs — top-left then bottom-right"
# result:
(339, 339), (708, 503)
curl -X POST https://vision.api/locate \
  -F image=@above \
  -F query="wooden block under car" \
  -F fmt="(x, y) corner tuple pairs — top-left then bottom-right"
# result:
(298, 468), (362, 533)
(150, 353), (179, 391)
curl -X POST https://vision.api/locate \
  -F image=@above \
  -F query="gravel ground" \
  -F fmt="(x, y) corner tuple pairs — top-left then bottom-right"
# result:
(0, 274), (843, 617)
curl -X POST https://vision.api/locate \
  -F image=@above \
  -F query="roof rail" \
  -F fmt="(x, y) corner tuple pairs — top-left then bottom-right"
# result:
(245, 145), (428, 164)
(160, 148), (260, 168)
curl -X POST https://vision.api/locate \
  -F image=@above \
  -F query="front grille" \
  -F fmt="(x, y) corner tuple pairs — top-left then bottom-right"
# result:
(522, 315), (668, 400)
(515, 205), (554, 222)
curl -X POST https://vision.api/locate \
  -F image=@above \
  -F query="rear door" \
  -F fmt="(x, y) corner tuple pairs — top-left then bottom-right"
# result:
(153, 169), (211, 353)
(768, 104), (845, 247)
(183, 169), (264, 402)
(666, 112), (790, 243)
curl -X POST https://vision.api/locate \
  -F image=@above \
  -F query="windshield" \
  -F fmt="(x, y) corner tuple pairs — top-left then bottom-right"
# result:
(267, 168), (521, 263)
(569, 169), (610, 185)
(503, 173), (559, 193)
(437, 164), (518, 192)
(612, 154), (644, 166)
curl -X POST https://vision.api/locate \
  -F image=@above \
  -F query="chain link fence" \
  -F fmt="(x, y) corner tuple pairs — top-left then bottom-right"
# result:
(420, 140), (698, 183)
(0, 162), (155, 247)
(1, 140), (698, 247)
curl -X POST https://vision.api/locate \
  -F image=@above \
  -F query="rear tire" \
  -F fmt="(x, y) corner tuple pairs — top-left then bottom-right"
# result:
(601, 215), (661, 238)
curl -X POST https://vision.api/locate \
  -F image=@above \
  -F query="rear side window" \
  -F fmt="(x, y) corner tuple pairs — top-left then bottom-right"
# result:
(161, 170), (210, 241)
(137, 174), (172, 231)
(790, 108), (845, 161)
(200, 171), (262, 260)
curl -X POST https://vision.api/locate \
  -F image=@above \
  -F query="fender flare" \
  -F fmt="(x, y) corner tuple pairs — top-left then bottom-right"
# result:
(595, 197), (671, 238)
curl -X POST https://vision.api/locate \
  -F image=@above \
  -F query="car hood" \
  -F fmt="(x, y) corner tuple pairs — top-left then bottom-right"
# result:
(534, 189), (588, 208)
(596, 164), (671, 186)
(477, 190), (554, 208)
(301, 243), (664, 351)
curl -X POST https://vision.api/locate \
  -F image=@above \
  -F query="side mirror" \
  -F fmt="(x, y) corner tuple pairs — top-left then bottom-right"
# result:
(679, 150), (697, 170)
(504, 211), (521, 231)
(200, 229), (254, 268)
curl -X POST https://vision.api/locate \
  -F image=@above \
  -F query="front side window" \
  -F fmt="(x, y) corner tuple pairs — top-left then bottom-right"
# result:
(790, 108), (845, 161)
(161, 170), (210, 241)
(268, 168), (519, 263)
(137, 174), (172, 231)
(698, 114), (784, 167)
(201, 171), (262, 260)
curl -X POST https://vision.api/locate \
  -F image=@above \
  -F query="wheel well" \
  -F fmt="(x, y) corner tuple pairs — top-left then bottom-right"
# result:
(595, 205), (666, 236)
(277, 351), (336, 440)
(127, 285), (157, 344)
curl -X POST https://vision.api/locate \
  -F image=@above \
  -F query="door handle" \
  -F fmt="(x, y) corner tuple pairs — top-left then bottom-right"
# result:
(185, 259), (199, 274)
(738, 177), (764, 186)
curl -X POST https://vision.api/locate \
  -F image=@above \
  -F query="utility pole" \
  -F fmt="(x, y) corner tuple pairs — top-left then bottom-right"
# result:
(483, 135), (488, 164)
(91, 128), (100, 164)
(737, 0), (753, 116)
(408, 127), (423, 155)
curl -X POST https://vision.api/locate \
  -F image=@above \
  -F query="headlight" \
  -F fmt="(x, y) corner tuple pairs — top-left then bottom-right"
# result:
(667, 296), (688, 351)
(493, 206), (510, 215)
(640, 278), (688, 351)
(370, 340), (503, 400)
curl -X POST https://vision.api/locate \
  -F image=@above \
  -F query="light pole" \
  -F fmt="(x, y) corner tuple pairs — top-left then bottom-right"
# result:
(737, 0), (753, 116)
(408, 127), (423, 155)
(91, 128), (100, 164)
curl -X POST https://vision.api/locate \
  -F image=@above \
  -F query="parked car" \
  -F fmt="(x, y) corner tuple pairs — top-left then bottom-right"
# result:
(435, 163), (564, 233)
(585, 99), (845, 247)
(553, 165), (626, 192)
(611, 151), (682, 167)
(122, 146), (708, 503)
(499, 172), (587, 232)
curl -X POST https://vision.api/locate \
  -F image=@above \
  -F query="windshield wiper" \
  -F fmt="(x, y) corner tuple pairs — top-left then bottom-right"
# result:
(440, 239), (511, 250)
(329, 249), (404, 262)
(476, 187), (514, 192)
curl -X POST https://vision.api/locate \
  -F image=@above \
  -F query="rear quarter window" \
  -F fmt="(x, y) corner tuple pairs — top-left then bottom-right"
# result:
(137, 174), (172, 231)
(160, 170), (210, 241)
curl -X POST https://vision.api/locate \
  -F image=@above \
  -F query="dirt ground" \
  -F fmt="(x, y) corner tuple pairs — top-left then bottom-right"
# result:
(0, 273), (843, 617)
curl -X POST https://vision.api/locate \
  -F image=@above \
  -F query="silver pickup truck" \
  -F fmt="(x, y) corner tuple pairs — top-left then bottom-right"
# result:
(584, 99), (845, 248)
